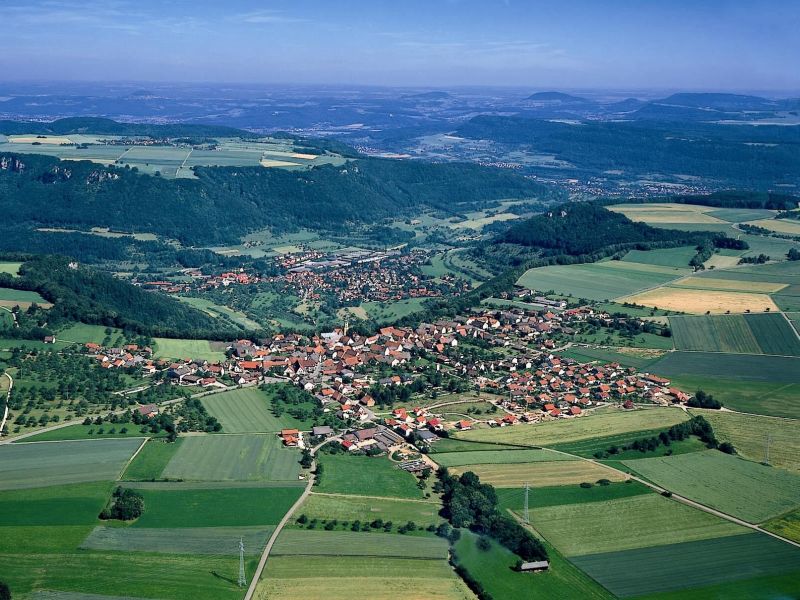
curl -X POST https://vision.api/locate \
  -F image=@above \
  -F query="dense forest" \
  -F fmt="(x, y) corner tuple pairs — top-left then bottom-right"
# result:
(456, 116), (800, 187)
(0, 117), (250, 138)
(0, 256), (238, 338)
(0, 152), (552, 246)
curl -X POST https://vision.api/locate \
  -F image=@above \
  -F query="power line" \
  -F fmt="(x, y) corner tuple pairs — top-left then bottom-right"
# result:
(524, 482), (530, 524)
(238, 537), (246, 588)
(764, 433), (772, 466)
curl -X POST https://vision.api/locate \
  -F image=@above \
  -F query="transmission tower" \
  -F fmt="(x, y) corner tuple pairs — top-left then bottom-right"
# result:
(764, 433), (772, 465)
(238, 537), (246, 588)
(524, 482), (530, 524)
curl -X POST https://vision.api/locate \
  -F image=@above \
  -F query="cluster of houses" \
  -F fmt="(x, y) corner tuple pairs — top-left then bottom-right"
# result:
(78, 303), (692, 437)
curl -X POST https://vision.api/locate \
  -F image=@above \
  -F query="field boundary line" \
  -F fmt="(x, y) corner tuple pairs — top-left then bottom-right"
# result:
(118, 437), (150, 480)
(781, 311), (800, 342)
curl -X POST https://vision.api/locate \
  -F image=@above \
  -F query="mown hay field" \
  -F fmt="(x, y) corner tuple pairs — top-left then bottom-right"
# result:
(161, 434), (301, 482)
(257, 556), (474, 600)
(670, 276), (786, 293)
(0, 439), (143, 490)
(272, 529), (449, 559)
(744, 218), (800, 235)
(449, 460), (626, 488)
(571, 533), (800, 599)
(622, 450), (800, 523)
(669, 313), (800, 355)
(619, 286), (780, 313)
(531, 493), (746, 557)
(454, 408), (688, 447)
(300, 493), (442, 524)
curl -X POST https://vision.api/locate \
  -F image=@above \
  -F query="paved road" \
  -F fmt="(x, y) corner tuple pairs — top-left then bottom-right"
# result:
(243, 435), (340, 600)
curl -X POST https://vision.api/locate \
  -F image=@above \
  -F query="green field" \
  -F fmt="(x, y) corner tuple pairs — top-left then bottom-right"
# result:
(0, 481), (111, 527)
(361, 297), (430, 322)
(0, 287), (49, 305)
(669, 313), (800, 355)
(56, 323), (122, 345)
(454, 408), (688, 447)
(428, 438), (524, 453)
(571, 533), (800, 598)
(648, 352), (800, 417)
(0, 552), (251, 600)
(622, 450), (800, 523)
(316, 454), (423, 499)
(551, 427), (706, 460)
(763, 508), (800, 544)
(689, 410), (800, 473)
(177, 296), (262, 330)
(0, 438), (143, 490)
(639, 571), (800, 600)
(0, 262), (22, 276)
(152, 337), (227, 362)
(531, 493), (745, 557)
(272, 529), (449, 559)
(497, 481), (651, 511)
(130, 485), (303, 528)
(201, 387), (285, 433)
(80, 525), (272, 556)
(258, 555), (473, 600)
(432, 448), (576, 468)
(300, 492), (442, 524)
(22, 424), (153, 442)
(454, 531), (613, 600)
(517, 262), (685, 301)
(161, 433), (301, 482)
(122, 438), (183, 480)
(620, 246), (697, 268)
(558, 346), (667, 369)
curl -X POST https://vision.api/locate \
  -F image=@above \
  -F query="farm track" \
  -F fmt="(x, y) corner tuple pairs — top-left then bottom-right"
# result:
(309, 491), (441, 505)
(244, 435), (340, 600)
(0, 372), (12, 438)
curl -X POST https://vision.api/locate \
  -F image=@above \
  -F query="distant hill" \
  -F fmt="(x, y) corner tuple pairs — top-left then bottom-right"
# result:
(0, 117), (252, 138)
(526, 91), (592, 104)
(656, 93), (779, 111)
(606, 98), (647, 112)
(401, 91), (452, 101)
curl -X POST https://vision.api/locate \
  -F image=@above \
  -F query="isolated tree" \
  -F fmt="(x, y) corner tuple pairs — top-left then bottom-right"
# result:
(0, 580), (10, 600)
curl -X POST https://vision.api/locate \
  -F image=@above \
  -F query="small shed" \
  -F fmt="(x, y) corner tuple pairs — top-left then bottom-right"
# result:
(312, 425), (333, 437)
(519, 561), (550, 572)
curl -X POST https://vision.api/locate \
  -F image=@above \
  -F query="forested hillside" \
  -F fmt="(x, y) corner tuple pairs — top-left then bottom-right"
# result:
(0, 152), (552, 246)
(0, 256), (237, 338)
(456, 116), (800, 186)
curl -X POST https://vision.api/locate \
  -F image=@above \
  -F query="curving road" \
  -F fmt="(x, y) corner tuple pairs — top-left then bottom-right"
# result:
(0, 372), (12, 437)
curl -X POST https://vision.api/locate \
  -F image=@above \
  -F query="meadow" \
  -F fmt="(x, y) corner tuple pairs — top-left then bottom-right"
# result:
(558, 346), (667, 369)
(454, 532), (613, 600)
(449, 460), (626, 488)
(130, 485), (303, 528)
(300, 492), (442, 524)
(272, 529), (449, 559)
(608, 203), (726, 224)
(152, 337), (227, 361)
(669, 313), (800, 355)
(551, 427), (706, 459)
(571, 533), (800, 599)
(764, 508), (800, 544)
(0, 481), (111, 526)
(690, 409), (800, 472)
(177, 296), (262, 330)
(454, 407), (688, 447)
(517, 262), (683, 301)
(620, 246), (697, 268)
(431, 447), (576, 468)
(22, 424), (154, 442)
(56, 322), (123, 344)
(649, 352), (800, 417)
(622, 450), (800, 522)
(200, 387), (288, 433)
(122, 437), (184, 480)
(257, 555), (474, 600)
(0, 262), (22, 276)
(530, 493), (746, 556)
(0, 438), (143, 490)
(315, 454), (423, 499)
(80, 525), (272, 555)
(497, 480), (651, 511)
(161, 433), (301, 482)
(0, 286), (51, 308)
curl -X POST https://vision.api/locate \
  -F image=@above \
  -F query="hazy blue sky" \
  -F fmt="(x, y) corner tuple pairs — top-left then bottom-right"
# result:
(1, 0), (798, 91)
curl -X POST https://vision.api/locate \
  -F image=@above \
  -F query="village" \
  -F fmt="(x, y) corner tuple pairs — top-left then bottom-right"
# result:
(137, 247), (469, 305)
(77, 300), (692, 458)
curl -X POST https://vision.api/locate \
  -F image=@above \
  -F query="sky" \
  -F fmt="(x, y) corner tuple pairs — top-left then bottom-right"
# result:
(1, 0), (798, 92)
